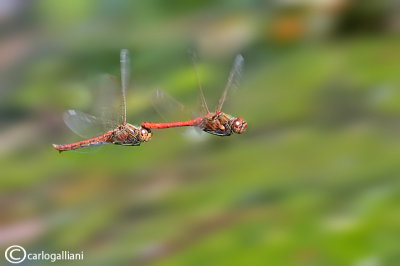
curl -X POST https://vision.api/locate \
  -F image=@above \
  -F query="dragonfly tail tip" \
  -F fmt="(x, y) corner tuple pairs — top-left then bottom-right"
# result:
(52, 144), (63, 153)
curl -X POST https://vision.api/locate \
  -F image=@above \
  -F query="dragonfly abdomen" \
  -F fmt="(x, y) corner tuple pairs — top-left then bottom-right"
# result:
(142, 117), (203, 129)
(52, 131), (114, 153)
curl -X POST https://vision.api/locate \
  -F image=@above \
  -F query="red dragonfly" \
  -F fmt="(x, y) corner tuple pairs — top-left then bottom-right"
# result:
(142, 54), (247, 136)
(53, 49), (152, 153)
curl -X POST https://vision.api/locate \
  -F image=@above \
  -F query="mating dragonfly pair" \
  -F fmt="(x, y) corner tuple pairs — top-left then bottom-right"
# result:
(53, 49), (247, 153)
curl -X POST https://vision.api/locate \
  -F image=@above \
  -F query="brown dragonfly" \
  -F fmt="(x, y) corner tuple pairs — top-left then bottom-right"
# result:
(53, 49), (152, 153)
(142, 54), (247, 136)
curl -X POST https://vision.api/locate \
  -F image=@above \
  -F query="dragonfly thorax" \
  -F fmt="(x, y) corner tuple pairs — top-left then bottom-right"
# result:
(124, 123), (152, 143)
(200, 112), (246, 136)
(112, 123), (152, 145)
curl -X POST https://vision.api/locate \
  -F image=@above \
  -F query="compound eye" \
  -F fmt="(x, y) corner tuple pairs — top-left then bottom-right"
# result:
(232, 118), (247, 134)
(139, 128), (152, 142)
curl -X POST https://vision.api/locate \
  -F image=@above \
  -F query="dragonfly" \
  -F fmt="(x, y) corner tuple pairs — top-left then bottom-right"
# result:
(142, 54), (247, 136)
(53, 49), (152, 153)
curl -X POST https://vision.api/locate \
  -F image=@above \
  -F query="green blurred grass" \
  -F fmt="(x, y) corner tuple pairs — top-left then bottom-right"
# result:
(1, 1), (400, 265)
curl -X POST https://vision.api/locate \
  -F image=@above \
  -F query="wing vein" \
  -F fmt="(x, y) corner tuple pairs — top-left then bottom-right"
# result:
(217, 54), (244, 111)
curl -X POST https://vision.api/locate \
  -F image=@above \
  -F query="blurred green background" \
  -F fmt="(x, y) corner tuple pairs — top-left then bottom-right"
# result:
(1, 0), (400, 265)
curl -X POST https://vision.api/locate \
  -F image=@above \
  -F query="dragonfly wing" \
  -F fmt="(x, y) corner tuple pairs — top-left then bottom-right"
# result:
(217, 54), (244, 111)
(188, 49), (209, 114)
(63, 109), (108, 138)
(120, 49), (130, 124)
(152, 89), (192, 122)
(182, 127), (208, 142)
(71, 144), (109, 154)
(152, 89), (209, 141)
(93, 74), (122, 128)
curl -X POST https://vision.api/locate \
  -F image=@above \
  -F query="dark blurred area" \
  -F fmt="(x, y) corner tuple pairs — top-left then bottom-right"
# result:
(1, 0), (400, 265)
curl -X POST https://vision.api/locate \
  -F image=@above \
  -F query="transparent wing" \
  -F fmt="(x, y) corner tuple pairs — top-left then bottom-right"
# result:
(182, 127), (208, 142)
(120, 49), (130, 123)
(217, 54), (244, 111)
(61, 51), (127, 140)
(188, 49), (209, 114)
(152, 89), (208, 141)
(72, 144), (108, 154)
(63, 109), (108, 138)
(92, 74), (122, 129)
(151, 89), (191, 122)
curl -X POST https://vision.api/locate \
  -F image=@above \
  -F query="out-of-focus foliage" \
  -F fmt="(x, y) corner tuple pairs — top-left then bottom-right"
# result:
(1, 0), (400, 265)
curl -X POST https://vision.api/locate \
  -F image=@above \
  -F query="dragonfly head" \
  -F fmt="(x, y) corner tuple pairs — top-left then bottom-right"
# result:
(139, 127), (152, 142)
(232, 117), (247, 134)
